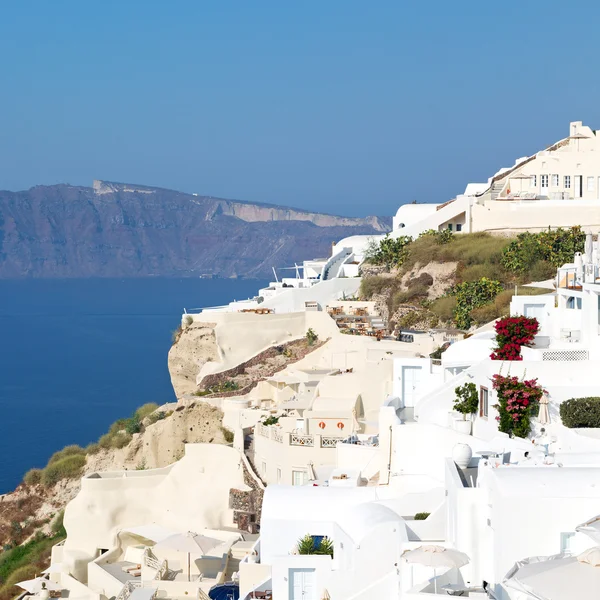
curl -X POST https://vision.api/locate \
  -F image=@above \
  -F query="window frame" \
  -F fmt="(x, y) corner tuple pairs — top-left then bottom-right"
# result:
(551, 174), (559, 187)
(530, 175), (537, 188)
(564, 175), (571, 189)
(588, 176), (595, 192)
(479, 386), (489, 419)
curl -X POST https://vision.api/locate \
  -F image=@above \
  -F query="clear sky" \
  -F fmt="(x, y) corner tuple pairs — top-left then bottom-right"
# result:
(1, 1), (600, 217)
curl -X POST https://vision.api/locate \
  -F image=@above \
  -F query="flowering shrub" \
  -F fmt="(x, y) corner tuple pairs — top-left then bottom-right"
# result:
(491, 374), (545, 438)
(490, 316), (539, 361)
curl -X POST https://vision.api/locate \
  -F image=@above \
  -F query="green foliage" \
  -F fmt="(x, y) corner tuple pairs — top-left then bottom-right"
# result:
(85, 442), (101, 455)
(452, 278), (504, 329)
(419, 228), (453, 245)
(429, 296), (457, 324)
(306, 328), (318, 346)
(414, 512), (431, 521)
(147, 411), (167, 425)
(0, 529), (66, 593)
(401, 231), (509, 272)
(296, 534), (334, 557)
(397, 309), (438, 330)
(360, 275), (395, 300)
(136, 459), (147, 471)
(560, 397), (600, 428)
(125, 414), (142, 435)
(51, 511), (66, 537)
(41, 454), (86, 487)
(23, 468), (42, 486)
(136, 403), (160, 420)
(453, 383), (479, 419)
(262, 415), (280, 426)
(99, 431), (132, 450)
(47, 445), (86, 465)
(365, 234), (413, 269)
(184, 315), (194, 326)
(220, 426), (234, 443)
(501, 227), (586, 273)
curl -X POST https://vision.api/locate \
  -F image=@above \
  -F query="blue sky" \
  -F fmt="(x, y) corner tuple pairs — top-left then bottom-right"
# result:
(1, 1), (599, 216)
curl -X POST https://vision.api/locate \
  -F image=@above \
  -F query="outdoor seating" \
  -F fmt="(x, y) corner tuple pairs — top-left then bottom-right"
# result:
(250, 591), (272, 599)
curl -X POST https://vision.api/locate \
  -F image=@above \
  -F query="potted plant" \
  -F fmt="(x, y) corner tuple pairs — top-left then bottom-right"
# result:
(453, 382), (479, 435)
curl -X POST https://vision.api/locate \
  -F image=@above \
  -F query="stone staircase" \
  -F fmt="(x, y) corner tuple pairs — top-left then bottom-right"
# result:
(490, 180), (506, 201)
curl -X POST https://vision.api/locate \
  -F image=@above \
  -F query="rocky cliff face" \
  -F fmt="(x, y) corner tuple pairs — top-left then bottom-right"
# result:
(0, 181), (390, 278)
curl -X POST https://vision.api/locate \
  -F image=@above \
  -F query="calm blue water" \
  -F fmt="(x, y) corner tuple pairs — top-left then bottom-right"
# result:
(0, 278), (265, 493)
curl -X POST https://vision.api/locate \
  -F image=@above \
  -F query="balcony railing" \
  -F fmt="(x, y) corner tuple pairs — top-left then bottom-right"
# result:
(320, 436), (344, 448)
(290, 434), (314, 447)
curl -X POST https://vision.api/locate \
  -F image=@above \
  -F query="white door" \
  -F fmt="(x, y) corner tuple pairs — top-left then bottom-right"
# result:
(540, 174), (549, 196)
(290, 568), (316, 600)
(524, 304), (545, 329)
(402, 366), (422, 407)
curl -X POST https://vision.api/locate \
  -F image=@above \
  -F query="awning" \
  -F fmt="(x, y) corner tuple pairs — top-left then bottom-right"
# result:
(120, 524), (178, 543)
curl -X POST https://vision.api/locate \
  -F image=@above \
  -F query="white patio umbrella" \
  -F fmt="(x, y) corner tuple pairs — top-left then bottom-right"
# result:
(321, 589), (331, 600)
(16, 577), (61, 593)
(503, 547), (600, 600)
(522, 279), (556, 290)
(402, 545), (469, 594)
(538, 395), (550, 425)
(576, 515), (600, 544)
(155, 531), (225, 581)
(307, 461), (317, 481)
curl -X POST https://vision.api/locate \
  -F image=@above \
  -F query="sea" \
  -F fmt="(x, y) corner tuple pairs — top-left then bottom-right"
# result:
(0, 278), (266, 494)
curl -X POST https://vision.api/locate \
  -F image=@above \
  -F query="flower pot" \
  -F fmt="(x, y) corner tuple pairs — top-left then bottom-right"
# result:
(452, 442), (473, 469)
(453, 418), (472, 436)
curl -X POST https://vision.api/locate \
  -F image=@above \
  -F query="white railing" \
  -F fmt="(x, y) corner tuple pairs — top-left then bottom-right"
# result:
(542, 349), (589, 361)
(255, 424), (270, 438)
(143, 548), (160, 570)
(116, 581), (142, 600)
(271, 429), (283, 443)
(320, 436), (343, 448)
(290, 433), (314, 446)
(197, 589), (210, 600)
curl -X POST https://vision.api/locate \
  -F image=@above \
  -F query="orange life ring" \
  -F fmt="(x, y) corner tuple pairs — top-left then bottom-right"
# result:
(337, 422), (344, 429)
(318, 421), (326, 429)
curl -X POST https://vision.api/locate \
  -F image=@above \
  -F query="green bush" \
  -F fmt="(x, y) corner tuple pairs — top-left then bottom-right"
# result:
(4, 564), (38, 587)
(136, 403), (160, 420)
(147, 411), (167, 425)
(453, 383), (479, 419)
(47, 444), (86, 465)
(452, 278), (504, 329)
(429, 296), (457, 323)
(414, 512), (430, 521)
(85, 442), (101, 455)
(125, 414), (142, 435)
(501, 227), (585, 273)
(365, 234), (413, 269)
(306, 328), (318, 346)
(296, 534), (334, 557)
(220, 426), (234, 443)
(560, 397), (600, 428)
(51, 511), (66, 537)
(23, 468), (42, 486)
(262, 415), (280, 426)
(99, 431), (132, 450)
(41, 454), (86, 487)
(360, 275), (395, 299)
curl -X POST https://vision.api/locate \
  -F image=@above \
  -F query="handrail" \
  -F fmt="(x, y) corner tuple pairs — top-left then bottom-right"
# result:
(115, 581), (142, 600)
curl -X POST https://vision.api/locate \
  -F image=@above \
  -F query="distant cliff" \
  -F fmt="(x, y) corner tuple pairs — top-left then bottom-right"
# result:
(0, 181), (390, 278)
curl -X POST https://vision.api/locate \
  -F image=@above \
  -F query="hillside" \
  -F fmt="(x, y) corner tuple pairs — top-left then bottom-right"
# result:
(0, 181), (390, 279)
(359, 229), (583, 332)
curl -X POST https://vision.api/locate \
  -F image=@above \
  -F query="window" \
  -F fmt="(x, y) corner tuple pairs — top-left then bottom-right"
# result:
(530, 175), (537, 188)
(564, 175), (571, 189)
(292, 470), (308, 486)
(566, 296), (582, 310)
(456, 223), (462, 232)
(541, 174), (549, 188)
(551, 174), (559, 187)
(479, 387), (489, 418)
(261, 461), (267, 477)
(560, 532), (576, 553)
(447, 224), (453, 231)
(588, 177), (595, 192)
(276, 468), (282, 483)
